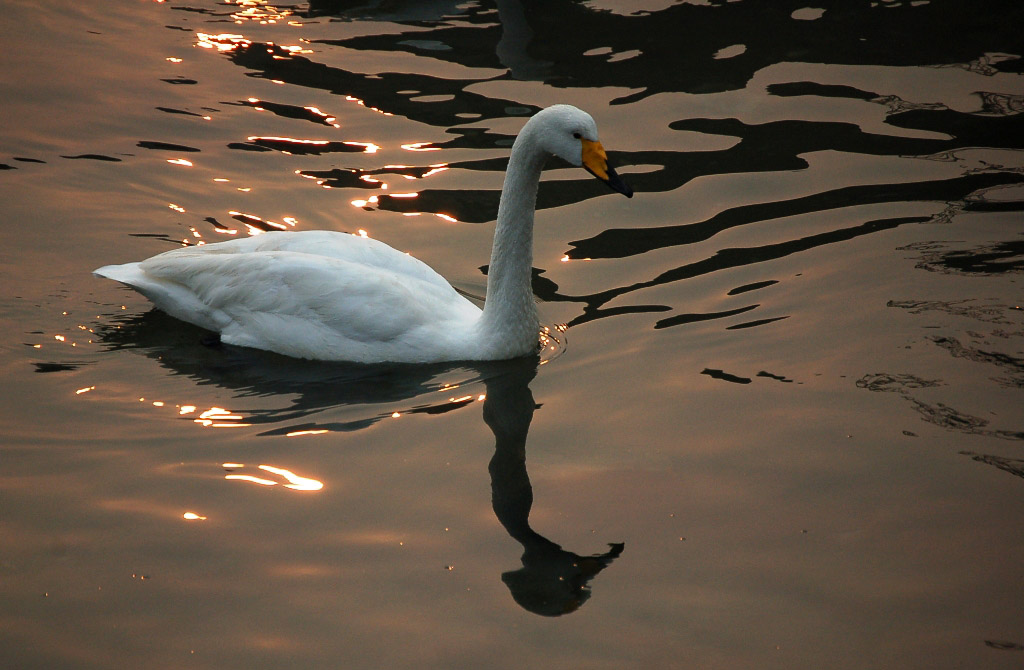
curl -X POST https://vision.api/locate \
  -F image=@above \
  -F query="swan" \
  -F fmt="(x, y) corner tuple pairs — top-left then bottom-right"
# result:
(94, 104), (633, 363)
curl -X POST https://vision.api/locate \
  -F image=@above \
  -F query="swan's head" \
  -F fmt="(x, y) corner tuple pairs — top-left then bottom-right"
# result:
(528, 104), (633, 198)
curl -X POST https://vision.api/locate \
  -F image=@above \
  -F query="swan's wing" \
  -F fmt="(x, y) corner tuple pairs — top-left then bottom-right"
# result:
(96, 231), (482, 361)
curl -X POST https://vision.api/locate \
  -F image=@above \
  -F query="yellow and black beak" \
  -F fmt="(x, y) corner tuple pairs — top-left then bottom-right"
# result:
(581, 138), (633, 198)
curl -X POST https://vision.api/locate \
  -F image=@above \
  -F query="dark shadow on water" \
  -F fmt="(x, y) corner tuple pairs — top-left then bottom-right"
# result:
(856, 372), (1024, 441)
(567, 170), (1024, 262)
(908, 238), (1024, 275)
(550, 214), (933, 329)
(961, 451), (1024, 480)
(301, 0), (1024, 100)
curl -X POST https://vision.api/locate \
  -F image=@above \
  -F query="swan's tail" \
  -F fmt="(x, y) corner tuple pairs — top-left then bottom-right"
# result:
(94, 262), (227, 334)
(94, 262), (145, 285)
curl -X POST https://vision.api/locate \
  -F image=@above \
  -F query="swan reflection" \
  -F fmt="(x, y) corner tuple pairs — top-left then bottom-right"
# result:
(95, 309), (561, 433)
(93, 310), (622, 614)
(484, 359), (624, 616)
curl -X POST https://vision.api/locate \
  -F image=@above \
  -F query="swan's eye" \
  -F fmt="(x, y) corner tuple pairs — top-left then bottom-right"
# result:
(572, 132), (582, 139)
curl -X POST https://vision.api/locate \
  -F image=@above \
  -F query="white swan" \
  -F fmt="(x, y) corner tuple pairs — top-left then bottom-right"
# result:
(94, 105), (633, 363)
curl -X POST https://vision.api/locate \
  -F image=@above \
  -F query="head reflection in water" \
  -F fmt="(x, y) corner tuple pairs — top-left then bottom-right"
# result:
(484, 358), (624, 616)
(93, 311), (623, 614)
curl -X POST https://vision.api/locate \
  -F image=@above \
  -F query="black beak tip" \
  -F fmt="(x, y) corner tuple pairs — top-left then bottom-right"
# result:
(606, 167), (634, 198)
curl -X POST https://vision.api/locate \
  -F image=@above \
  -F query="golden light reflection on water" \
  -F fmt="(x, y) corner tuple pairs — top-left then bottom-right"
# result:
(247, 135), (329, 150)
(196, 33), (251, 52)
(342, 95), (393, 116)
(228, 0), (295, 25)
(401, 142), (440, 152)
(194, 407), (250, 428)
(285, 429), (329, 437)
(394, 211), (459, 223)
(223, 463), (323, 491)
(228, 210), (293, 235)
(112, 390), (338, 434)
(226, 473), (278, 486)
(350, 192), (459, 223)
(345, 141), (380, 154)
(260, 465), (323, 490)
(350, 196), (378, 208)
(420, 165), (449, 178)
(359, 175), (384, 188)
(304, 106), (339, 127)
(538, 324), (568, 364)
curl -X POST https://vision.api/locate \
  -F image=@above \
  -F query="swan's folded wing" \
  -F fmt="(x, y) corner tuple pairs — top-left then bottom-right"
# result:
(136, 249), (479, 360)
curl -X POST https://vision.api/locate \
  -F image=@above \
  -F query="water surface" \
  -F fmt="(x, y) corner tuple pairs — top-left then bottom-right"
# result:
(2, 1), (1023, 668)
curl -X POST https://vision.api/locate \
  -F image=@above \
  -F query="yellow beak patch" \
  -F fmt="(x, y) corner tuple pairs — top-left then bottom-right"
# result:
(581, 138), (610, 180)
(580, 137), (633, 197)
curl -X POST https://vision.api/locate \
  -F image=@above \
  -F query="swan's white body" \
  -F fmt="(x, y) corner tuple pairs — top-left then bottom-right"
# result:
(95, 105), (631, 363)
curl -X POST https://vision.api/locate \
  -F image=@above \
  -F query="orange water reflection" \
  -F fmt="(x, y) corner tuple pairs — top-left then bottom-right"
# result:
(303, 106), (333, 121)
(342, 94), (393, 116)
(228, 210), (294, 235)
(301, 163), (448, 195)
(228, 0), (294, 24)
(344, 141), (380, 154)
(223, 463), (324, 491)
(350, 193), (459, 223)
(196, 33), (251, 53)
(401, 142), (440, 152)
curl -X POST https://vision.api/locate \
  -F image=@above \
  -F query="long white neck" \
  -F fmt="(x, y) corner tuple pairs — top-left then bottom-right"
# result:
(477, 124), (547, 357)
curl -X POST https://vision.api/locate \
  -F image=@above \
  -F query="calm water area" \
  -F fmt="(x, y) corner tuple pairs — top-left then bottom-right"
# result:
(2, 1), (1023, 668)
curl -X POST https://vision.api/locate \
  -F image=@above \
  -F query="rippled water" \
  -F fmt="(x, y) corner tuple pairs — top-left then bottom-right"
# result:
(2, 1), (1023, 668)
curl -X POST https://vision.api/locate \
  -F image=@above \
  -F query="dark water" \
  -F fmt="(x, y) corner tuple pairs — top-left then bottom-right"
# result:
(2, 1), (1023, 668)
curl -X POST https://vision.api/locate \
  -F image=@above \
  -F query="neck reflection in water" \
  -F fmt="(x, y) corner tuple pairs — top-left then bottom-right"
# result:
(93, 311), (623, 614)
(484, 359), (624, 616)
